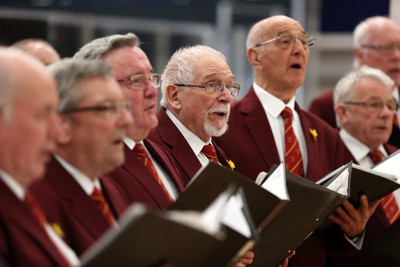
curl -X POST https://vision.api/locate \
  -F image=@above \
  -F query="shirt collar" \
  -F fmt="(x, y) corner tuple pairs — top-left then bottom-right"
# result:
(253, 82), (296, 117)
(54, 154), (101, 195)
(339, 129), (387, 162)
(166, 109), (211, 156)
(124, 137), (137, 150)
(0, 169), (25, 200)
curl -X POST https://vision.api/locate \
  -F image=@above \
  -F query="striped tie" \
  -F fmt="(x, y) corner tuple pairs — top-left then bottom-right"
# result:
(369, 150), (400, 224)
(133, 143), (173, 203)
(281, 107), (304, 176)
(201, 144), (219, 163)
(90, 187), (116, 227)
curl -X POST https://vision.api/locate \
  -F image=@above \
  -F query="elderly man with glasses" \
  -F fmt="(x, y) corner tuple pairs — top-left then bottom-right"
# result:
(309, 16), (400, 148)
(331, 66), (400, 267)
(215, 15), (380, 267)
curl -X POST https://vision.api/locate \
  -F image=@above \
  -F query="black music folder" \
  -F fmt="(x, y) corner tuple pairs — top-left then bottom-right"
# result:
(80, 186), (238, 267)
(251, 164), (349, 267)
(319, 162), (400, 206)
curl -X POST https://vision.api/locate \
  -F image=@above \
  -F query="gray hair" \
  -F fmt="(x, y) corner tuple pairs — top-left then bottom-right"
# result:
(334, 66), (394, 126)
(160, 44), (227, 108)
(73, 33), (140, 60)
(48, 58), (113, 113)
(353, 16), (396, 68)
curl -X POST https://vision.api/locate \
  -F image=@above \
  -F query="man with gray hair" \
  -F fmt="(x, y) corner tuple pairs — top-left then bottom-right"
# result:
(30, 58), (133, 256)
(331, 66), (400, 266)
(74, 33), (185, 210)
(309, 16), (400, 147)
(0, 48), (79, 266)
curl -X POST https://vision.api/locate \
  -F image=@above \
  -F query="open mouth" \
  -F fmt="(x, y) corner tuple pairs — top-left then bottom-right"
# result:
(214, 111), (226, 117)
(290, 64), (302, 70)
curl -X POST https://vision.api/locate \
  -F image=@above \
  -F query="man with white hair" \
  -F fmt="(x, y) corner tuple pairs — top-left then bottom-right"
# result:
(331, 66), (400, 267)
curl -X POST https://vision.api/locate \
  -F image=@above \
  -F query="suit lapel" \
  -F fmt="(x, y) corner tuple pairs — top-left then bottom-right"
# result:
(156, 108), (202, 180)
(122, 144), (173, 208)
(240, 88), (280, 170)
(0, 180), (66, 265)
(45, 158), (111, 238)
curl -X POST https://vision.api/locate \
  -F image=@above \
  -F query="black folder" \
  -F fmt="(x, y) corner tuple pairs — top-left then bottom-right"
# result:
(170, 162), (288, 267)
(319, 162), (400, 206)
(80, 202), (227, 267)
(370, 218), (400, 263)
(250, 166), (348, 267)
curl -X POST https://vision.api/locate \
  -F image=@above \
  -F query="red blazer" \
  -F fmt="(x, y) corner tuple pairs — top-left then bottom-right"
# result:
(105, 139), (185, 210)
(148, 108), (232, 186)
(327, 144), (400, 267)
(309, 89), (400, 148)
(308, 90), (336, 128)
(29, 156), (129, 256)
(0, 179), (70, 267)
(215, 87), (355, 267)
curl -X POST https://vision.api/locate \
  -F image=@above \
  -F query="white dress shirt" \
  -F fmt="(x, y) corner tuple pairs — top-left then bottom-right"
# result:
(253, 83), (308, 174)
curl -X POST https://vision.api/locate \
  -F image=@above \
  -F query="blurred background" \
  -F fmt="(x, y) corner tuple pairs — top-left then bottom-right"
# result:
(0, 0), (397, 108)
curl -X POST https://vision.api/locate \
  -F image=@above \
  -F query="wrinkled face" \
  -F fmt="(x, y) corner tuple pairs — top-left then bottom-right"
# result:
(63, 76), (132, 176)
(356, 23), (400, 86)
(341, 77), (394, 150)
(0, 65), (60, 186)
(102, 46), (158, 140)
(249, 16), (310, 95)
(173, 56), (234, 141)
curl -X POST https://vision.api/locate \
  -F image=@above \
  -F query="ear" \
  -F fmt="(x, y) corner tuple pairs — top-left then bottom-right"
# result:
(56, 116), (72, 145)
(166, 84), (182, 110)
(247, 48), (263, 70)
(335, 104), (348, 125)
(354, 48), (364, 65)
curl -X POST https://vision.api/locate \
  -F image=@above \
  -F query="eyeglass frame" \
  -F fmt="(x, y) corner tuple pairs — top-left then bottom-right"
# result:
(117, 73), (162, 90)
(61, 100), (132, 119)
(174, 82), (241, 97)
(343, 99), (399, 113)
(254, 34), (316, 49)
(361, 43), (400, 55)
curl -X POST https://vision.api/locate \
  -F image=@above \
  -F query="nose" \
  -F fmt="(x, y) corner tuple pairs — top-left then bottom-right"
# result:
(117, 106), (134, 129)
(144, 80), (159, 98)
(218, 86), (233, 103)
(380, 104), (395, 118)
(49, 113), (63, 141)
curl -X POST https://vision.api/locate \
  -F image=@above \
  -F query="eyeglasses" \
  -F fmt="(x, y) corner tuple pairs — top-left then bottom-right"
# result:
(62, 100), (132, 119)
(254, 34), (316, 49)
(174, 82), (241, 97)
(361, 43), (400, 55)
(344, 99), (399, 113)
(117, 73), (162, 90)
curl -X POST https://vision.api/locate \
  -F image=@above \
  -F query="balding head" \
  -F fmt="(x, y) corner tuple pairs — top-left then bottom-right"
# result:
(0, 47), (60, 186)
(11, 39), (60, 65)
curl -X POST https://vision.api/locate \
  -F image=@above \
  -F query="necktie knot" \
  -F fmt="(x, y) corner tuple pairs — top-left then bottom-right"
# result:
(201, 144), (219, 163)
(133, 143), (147, 158)
(281, 107), (293, 122)
(369, 150), (384, 164)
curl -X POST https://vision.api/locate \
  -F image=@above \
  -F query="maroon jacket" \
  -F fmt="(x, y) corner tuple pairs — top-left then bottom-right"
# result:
(148, 107), (232, 186)
(215, 87), (355, 267)
(30, 156), (129, 256)
(0, 178), (71, 267)
(105, 139), (185, 210)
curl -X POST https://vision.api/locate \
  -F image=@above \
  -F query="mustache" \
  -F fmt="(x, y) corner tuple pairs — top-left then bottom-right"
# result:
(207, 104), (230, 115)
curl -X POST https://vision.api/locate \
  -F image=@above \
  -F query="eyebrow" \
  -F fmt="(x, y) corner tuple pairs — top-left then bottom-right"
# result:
(276, 29), (307, 36)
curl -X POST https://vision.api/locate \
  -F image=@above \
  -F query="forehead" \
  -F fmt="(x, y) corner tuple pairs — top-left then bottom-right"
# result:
(265, 17), (305, 36)
(194, 56), (233, 82)
(352, 77), (393, 98)
(77, 76), (123, 104)
(102, 46), (150, 77)
(365, 22), (400, 42)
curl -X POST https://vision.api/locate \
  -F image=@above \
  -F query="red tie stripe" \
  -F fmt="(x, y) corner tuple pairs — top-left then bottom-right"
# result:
(91, 187), (116, 227)
(133, 143), (173, 203)
(201, 144), (219, 163)
(369, 150), (400, 224)
(24, 191), (47, 227)
(281, 107), (304, 176)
